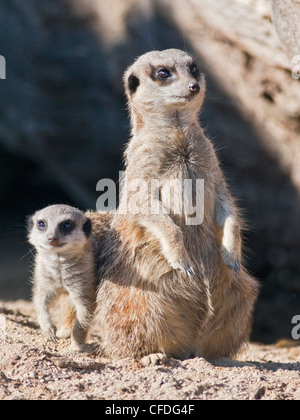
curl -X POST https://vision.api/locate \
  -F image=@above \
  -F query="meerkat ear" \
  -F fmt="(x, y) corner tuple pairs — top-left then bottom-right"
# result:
(26, 215), (34, 233)
(83, 218), (92, 238)
(127, 74), (140, 95)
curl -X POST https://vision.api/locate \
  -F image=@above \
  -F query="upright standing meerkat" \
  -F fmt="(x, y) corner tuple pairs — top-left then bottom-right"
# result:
(95, 49), (259, 365)
(27, 204), (112, 352)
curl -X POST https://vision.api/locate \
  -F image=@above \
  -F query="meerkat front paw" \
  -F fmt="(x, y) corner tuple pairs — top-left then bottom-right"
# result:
(170, 260), (196, 279)
(221, 247), (241, 275)
(56, 327), (71, 340)
(228, 260), (241, 275)
(220, 215), (242, 275)
(70, 341), (90, 353)
(42, 324), (58, 343)
(166, 245), (196, 279)
(139, 353), (168, 367)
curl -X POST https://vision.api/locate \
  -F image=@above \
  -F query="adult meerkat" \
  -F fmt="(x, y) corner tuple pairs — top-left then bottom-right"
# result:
(96, 49), (259, 365)
(27, 205), (112, 352)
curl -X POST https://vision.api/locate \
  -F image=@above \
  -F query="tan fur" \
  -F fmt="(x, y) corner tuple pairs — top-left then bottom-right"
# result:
(28, 205), (112, 352)
(52, 210), (114, 339)
(95, 49), (259, 363)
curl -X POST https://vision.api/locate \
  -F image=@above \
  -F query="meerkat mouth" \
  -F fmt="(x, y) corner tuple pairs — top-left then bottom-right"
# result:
(47, 243), (66, 250)
(172, 95), (198, 103)
(174, 95), (191, 99)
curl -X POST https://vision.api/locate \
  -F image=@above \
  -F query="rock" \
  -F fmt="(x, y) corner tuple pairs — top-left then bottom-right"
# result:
(272, 0), (300, 59)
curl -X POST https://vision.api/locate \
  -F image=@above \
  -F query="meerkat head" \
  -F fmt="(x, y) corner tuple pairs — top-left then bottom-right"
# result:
(27, 205), (92, 254)
(124, 49), (206, 129)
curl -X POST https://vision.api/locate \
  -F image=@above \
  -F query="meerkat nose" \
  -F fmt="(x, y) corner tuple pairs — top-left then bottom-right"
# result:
(48, 235), (58, 244)
(189, 82), (200, 95)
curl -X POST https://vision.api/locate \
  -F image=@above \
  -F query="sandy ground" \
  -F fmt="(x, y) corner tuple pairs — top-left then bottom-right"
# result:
(1, 300), (300, 401)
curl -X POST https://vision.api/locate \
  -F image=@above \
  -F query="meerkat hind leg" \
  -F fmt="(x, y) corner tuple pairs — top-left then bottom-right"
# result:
(197, 272), (259, 360)
(68, 293), (94, 353)
(52, 293), (75, 339)
(70, 320), (90, 353)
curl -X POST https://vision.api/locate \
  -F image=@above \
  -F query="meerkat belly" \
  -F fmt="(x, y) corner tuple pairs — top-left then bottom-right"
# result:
(97, 216), (214, 359)
(97, 270), (209, 359)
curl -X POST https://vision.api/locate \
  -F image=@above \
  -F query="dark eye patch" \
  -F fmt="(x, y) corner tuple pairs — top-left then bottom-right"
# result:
(59, 219), (75, 235)
(189, 63), (200, 79)
(157, 68), (172, 79)
(150, 65), (175, 83)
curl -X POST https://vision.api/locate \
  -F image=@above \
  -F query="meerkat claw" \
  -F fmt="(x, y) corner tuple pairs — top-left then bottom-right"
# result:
(173, 262), (196, 279)
(227, 261), (241, 275)
(184, 265), (197, 279)
(47, 327), (58, 343)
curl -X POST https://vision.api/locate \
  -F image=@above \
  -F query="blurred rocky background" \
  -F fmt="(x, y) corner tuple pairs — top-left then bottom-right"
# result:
(0, 0), (299, 344)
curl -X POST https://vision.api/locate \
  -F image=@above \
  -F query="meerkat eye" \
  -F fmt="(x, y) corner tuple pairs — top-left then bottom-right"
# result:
(37, 220), (46, 231)
(60, 220), (75, 234)
(189, 64), (199, 78)
(157, 68), (172, 79)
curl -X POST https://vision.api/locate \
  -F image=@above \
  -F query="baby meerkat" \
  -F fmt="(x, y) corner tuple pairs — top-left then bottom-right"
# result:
(95, 49), (259, 365)
(27, 204), (97, 352)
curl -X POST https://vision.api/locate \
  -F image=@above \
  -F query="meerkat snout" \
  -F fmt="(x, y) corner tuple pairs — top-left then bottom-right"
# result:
(47, 235), (59, 245)
(189, 82), (200, 95)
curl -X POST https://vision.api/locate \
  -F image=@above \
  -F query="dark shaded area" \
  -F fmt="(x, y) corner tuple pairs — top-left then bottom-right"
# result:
(0, 0), (300, 343)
